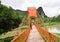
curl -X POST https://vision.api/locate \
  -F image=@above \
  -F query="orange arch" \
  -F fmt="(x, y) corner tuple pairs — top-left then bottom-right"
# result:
(28, 7), (37, 18)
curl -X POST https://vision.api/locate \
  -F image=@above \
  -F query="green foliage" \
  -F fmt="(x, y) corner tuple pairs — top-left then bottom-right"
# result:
(0, 36), (13, 42)
(37, 7), (60, 26)
(0, 4), (21, 34)
(37, 7), (60, 24)
(51, 15), (60, 22)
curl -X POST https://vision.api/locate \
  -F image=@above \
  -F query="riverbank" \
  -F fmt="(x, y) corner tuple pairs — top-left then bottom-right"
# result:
(44, 22), (60, 26)
(39, 22), (60, 36)
(55, 33), (60, 36)
(46, 22), (60, 36)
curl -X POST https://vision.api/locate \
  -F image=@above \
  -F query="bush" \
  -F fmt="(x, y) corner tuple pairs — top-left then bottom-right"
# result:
(0, 4), (21, 34)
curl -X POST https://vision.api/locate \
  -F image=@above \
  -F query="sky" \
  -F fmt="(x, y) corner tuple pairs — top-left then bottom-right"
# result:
(1, 0), (60, 17)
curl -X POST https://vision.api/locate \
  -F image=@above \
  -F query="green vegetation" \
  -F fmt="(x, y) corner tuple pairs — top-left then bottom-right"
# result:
(37, 7), (60, 26)
(21, 26), (28, 30)
(0, 3), (60, 42)
(55, 33), (60, 36)
(0, 4), (27, 42)
(0, 4), (22, 34)
(0, 25), (28, 42)
(0, 28), (17, 42)
(38, 14), (60, 26)
(0, 36), (13, 42)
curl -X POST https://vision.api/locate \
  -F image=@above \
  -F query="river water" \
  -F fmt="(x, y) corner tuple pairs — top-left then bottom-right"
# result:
(46, 24), (60, 33)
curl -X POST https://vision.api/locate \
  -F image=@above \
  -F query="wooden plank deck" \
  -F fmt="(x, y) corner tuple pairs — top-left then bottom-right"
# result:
(26, 25), (45, 42)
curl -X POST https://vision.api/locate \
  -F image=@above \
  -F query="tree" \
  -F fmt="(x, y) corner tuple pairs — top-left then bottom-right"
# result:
(0, 4), (21, 34)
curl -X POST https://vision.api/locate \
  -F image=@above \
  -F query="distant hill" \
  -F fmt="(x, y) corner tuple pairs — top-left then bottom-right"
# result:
(15, 7), (48, 18)
(37, 7), (48, 18)
(14, 9), (27, 19)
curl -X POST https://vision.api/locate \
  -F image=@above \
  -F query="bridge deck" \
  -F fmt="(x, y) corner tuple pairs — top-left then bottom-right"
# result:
(26, 25), (45, 42)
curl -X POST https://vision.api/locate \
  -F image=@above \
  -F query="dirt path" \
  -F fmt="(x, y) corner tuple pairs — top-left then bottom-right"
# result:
(26, 25), (45, 42)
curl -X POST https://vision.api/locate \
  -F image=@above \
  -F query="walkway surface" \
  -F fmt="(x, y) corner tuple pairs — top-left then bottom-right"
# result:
(26, 25), (45, 42)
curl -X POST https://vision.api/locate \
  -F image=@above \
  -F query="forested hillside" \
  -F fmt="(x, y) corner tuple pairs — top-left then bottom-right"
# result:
(0, 4), (60, 34)
(0, 4), (22, 34)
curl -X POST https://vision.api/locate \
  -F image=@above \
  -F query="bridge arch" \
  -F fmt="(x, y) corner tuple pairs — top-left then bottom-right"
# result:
(27, 7), (38, 24)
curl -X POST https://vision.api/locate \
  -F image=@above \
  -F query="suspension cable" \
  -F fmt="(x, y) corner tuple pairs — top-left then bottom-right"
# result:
(37, 11), (46, 28)
(17, 14), (27, 34)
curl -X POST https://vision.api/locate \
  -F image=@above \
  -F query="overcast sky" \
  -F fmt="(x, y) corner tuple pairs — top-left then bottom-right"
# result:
(1, 0), (60, 17)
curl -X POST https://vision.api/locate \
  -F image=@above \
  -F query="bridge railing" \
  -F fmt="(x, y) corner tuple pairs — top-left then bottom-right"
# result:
(11, 27), (30, 42)
(35, 23), (60, 42)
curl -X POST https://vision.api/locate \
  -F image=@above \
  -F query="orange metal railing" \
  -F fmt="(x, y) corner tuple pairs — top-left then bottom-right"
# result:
(11, 22), (60, 42)
(11, 27), (30, 42)
(35, 23), (60, 42)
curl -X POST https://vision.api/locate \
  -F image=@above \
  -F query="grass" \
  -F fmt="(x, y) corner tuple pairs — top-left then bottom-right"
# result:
(0, 28), (17, 39)
(44, 22), (60, 26)
(54, 33), (60, 42)
(38, 22), (60, 28)
(21, 25), (28, 30)
(0, 25), (28, 42)
(55, 33), (60, 36)
(0, 28), (18, 42)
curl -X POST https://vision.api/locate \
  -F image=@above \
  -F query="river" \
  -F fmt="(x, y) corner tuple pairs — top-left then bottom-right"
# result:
(46, 24), (60, 33)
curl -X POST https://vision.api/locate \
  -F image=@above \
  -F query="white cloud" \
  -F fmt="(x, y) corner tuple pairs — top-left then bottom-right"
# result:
(1, 0), (60, 17)
(19, 0), (42, 10)
(43, 7), (60, 17)
(41, 0), (60, 7)
(1, 0), (25, 9)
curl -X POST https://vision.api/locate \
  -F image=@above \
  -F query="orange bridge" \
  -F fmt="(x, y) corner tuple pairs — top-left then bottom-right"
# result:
(11, 7), (60, 42)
